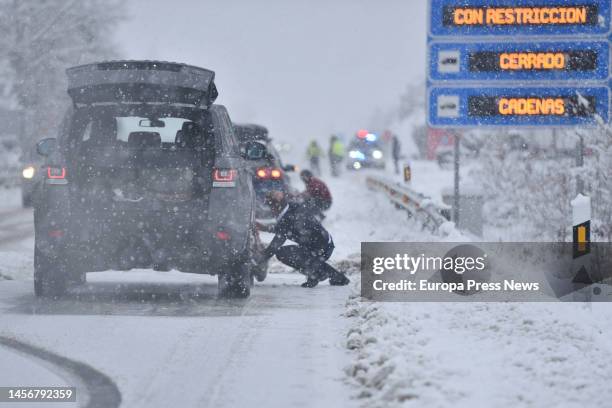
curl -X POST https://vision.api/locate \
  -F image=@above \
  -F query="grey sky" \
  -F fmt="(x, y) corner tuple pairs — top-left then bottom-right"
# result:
(116, 0), (427, 150)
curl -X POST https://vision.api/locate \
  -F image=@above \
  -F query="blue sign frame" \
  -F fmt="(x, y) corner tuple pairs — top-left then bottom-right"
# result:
(428, 86), (610, 127)
(429, 0), (611, 38)
(429, 40), (610, 82)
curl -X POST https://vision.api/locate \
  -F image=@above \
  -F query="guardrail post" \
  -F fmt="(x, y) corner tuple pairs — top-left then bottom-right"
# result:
(575, 130), (585, 195)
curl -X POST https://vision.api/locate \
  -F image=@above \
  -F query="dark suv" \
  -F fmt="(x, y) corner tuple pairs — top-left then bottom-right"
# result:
(33, 61), (267, 298)
(233, 123), (295, 218)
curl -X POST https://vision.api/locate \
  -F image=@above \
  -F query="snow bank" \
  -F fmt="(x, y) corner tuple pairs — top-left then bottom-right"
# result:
(327, 168), (612, 407)
(0, 251), (31, 281)
(344, 281), (612, 407)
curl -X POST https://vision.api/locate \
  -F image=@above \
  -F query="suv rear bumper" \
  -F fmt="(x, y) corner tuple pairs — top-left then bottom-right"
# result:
(57, 227), (247, 274)
(37, 204), (251, 275)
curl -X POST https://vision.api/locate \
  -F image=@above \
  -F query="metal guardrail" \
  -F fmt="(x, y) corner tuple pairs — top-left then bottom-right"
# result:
(366, 176), (451, 233)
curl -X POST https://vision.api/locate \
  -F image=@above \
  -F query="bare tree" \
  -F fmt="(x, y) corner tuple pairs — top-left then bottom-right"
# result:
(0, 0), (124, 156)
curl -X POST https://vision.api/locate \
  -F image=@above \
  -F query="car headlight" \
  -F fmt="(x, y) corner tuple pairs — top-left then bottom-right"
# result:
(372, 150), (383, 159)
(22, 166), (35, 179)
(349, 150), (365, 160)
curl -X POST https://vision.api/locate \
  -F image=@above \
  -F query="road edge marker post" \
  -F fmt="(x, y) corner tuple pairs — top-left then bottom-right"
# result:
(403, 164), (411, 184)
(569, 194), (597, 301)
(572, 194), (591, 260)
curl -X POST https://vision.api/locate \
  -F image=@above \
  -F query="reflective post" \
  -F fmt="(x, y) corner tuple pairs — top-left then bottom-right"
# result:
(403, 164), (411, 184)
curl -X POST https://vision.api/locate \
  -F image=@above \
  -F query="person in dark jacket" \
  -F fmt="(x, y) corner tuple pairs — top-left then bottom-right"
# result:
(257, 191), (349, 288)
(298, 170), (332, 216)
(392, 134), (401, 174)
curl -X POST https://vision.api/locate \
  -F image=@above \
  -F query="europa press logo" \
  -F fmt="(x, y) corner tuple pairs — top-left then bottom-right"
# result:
(439, 244), (491, 295)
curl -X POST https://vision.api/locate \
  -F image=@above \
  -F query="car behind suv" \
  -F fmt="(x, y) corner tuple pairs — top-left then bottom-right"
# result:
(33, 60), (267, 298)
(234, 123), (295, 218)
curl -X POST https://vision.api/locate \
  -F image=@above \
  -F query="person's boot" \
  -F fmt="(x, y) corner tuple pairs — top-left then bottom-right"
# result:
(301, 277), (319, 288)
(329, 272), (350, 286)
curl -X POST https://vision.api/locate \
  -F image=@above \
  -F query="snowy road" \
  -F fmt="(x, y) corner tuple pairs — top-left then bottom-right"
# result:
(0, 171), (407, 408)
(0, 274), (354, 408)
(0, 206), (33, 252)
(15, 168), (600, 408)
(0, 185), (361, 408)
(5, 169), (612, 408)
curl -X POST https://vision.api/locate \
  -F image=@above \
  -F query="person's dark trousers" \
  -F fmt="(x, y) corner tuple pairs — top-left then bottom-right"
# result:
(330, 155), (341, 177)
(309, 157), (321, 176)
(303, 197), (331, 216)
(275, 241), (339, 280)
(394, 158), (399, 174)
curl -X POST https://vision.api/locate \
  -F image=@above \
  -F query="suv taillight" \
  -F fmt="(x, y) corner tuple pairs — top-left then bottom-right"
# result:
(213, 169), (237, 187)
(47, 167), (66, 179)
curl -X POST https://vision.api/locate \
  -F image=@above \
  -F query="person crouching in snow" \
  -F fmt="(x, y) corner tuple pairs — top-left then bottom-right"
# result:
(256, 191), (349, 288)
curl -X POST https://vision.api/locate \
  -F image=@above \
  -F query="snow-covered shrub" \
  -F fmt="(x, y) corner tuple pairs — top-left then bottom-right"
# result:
(476, 127), (612, 242)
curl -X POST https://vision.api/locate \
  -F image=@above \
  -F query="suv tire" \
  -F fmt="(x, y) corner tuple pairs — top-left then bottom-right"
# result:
(34, 247), (85, 298)
(218, 261), (251, 298)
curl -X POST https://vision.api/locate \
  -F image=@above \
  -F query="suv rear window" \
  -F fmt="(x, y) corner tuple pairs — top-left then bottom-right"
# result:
(115, 117), (190, 143)
(81, 116), (201, 146)
(70, 107), (215, 152)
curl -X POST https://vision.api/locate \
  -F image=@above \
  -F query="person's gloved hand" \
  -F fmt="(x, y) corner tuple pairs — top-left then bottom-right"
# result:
(250, 252), (268, 268)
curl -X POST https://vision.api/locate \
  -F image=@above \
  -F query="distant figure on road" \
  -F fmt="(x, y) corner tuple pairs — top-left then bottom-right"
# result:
(257, 191), (349, 288)
(328, 135), (345, 177)
(298, 169), (332, 218)
(306, 140), (323, 176)
(392, 134), (401, 174)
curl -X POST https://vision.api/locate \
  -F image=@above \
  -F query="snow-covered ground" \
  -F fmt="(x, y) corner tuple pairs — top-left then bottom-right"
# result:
(331, 166), (612, 408)
(2, 164), (612, 408)
(0, 198), (33, 281)
(344, 297), (612, 408)
(0, 274), (353, 408)
(0, 346), (79, 408)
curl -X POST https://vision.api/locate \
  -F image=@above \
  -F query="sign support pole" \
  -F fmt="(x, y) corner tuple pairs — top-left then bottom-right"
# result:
(453, 131), (460, 224)
(576, 130), (585, 195)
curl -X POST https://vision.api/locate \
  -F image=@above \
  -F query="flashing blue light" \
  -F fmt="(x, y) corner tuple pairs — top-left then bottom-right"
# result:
(365, 133), (377, 142)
